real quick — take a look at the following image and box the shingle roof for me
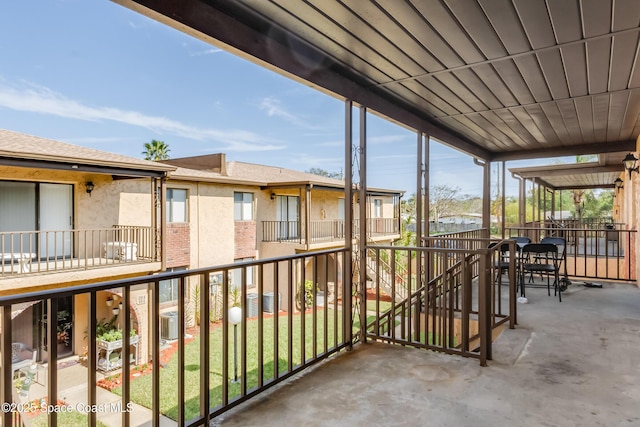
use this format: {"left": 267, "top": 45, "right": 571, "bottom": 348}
{"left": 0, "top": 128, "right": 174, "bottom": 173}
{"left": 167, "top": 158, "right": 403, "bottom": 194}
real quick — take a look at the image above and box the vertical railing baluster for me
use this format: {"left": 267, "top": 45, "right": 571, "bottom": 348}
{"left": 287, "top": 259, "right": 293, "bottom": 372}
{"left": 273, "top": 261, "right": 280, "bottom": 380}
{"left": 478, "top": 252, "right": 490, "bottom": 366}
{"left": 151, "top": 280, "right": 160, "bottom": 427}
{"left": 177, "top": 276, "right": 185, "bottom": 427}
{"left": 241, "top": 266, "right": 247, "bottom": 396}
{"left": 88, "top": 291, "right": 97, "bottom": 427}
{"left": 323, "top": 253, "right": 328, "bottom": 355}
{"left": 221, "top": 270, "right": 229, "bottom": 406}
{"left": 47, "top": 297, "right": 59, "bottom": 427}
{"left": 300, "top": 258, "right": 306, "bottom": 365}
{"left": 122, "top": 287, "right": 131, "bottom": 427}
{"left": 257, "top": 263, "right": 264, "bottom": 388}
{"left": 200, "top": 272, "right": 211, "bottom": 424}
{"left": 1, "top": 304, "right": 13, "bottom": 427}
{"left": 312, "top": 255, "right": 317, "bottom": 359}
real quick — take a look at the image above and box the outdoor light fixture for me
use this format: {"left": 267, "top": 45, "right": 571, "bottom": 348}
{"left": 86, "top": 181, "right": 95, "bottom": 196}
{"left": 270, "top": 192, "right": 276, "bottom": 200}
{"left": 614, "top": 177, "right": 624, "bottom": 193}
{"left": 229, "top": 306, "right": 242, "bottom": 384}
{"left": 623, "top": 154, "right": 639, "bottom": 178}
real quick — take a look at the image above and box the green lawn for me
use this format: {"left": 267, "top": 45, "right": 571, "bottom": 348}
{"left": 115, "top": 309, "right": 347, "bottom": 421}
{"left": 365, "top": 300, "right": 393, "bottom": 313}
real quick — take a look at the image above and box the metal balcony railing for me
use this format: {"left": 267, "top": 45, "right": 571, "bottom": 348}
{"left": 0, "top": 226, "right": 157, "bottom": 277}
{"left": 262, "top": 219, "right": 399, "bottom": 243}
{"left": 365, "top": 232, "right": 516, "bottom": 366}
{"left": 506, "top": 226, "right": 636, "bottom": 281}
{"left": 0, "top": 249, "right": 350, "bottom": 426}
{"left": 1, "top": 234, "right": 513, "bottom": 425}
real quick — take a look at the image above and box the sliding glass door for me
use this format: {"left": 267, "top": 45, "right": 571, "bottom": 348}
{"left": 0, "top": 181, "right": 73, "bottom": 259}
{"left": 39, "top": 183, "right": 73, "bottom": 259}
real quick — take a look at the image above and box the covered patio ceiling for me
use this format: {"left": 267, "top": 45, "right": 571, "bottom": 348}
{"left": 509, "top": 151, "right": 626, "bottom": 191}
{"left": 115, "top": 0, "right": 640, "bottom": 179}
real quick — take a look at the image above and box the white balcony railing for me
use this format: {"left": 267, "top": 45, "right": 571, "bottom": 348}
{"left": 0, "top": 226, "right": 157, "bottom": 277}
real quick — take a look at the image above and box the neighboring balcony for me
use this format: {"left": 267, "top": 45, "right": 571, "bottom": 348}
{"left": 0, "top": 225, "right": 159, "bottom": 288}
{"left": 262, "top": 218, "right": 400, "bottom": 244}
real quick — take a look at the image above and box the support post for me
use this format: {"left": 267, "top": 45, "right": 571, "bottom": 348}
{"left": 358, "top": 106, "right": 367, "bottom": 344}
{"left": 344, "top": 99, "right": 353, "bottom": 347}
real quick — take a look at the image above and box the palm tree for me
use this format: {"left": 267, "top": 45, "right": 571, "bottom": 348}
{"left": 142, "top": 140, "right": 170, "bottom": 161}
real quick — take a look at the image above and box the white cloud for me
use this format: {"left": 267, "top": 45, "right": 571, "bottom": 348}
{"left": 258, "top": 96, "right": 317, "bottom": 129}
{"left": 189, "top": 47, "right": 223, "bottom": 57}
{"left": 0, "top": 81, "right": 285, "bottom": 152}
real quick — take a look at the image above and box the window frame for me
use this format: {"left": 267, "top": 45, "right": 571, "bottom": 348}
{"left": 166, "top": 188, "right": 188, "bottom": 223}
{"left": 159, "top": 267, "right": 187, "bottom": 304}
{"left": 234, "top": 192, "right": 254, "bottom": 221}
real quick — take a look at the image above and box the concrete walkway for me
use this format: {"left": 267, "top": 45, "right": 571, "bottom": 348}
{"left": 21, "top": 363, "right": 176, "bottom": 426}
{"left": 215, "top": 282, "right": 640, "bottom": 426}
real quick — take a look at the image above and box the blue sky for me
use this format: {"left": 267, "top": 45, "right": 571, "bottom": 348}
{"left": 0, "top": 0, "right": 569, "bottom": 197}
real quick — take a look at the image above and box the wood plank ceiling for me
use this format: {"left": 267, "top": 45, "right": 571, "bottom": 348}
{"left": 116, "top": 0, "right": 640, "bottom": 183}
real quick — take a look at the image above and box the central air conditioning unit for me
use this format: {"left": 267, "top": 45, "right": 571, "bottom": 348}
{"left": 263, "top": 292, "right": 281, "bottom": 313}
{"left": 160, "top": 311, "right": 178, "bottom": 341}
{"left": 245, "top": 293, "right": 259, "bottom": 318}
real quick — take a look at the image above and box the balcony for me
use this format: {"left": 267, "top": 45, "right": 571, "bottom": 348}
{"left": 0, "top": 235, "right": 513, "bottom": 426}
{"left": 262, "top": 219, "right": 400, "bottom": 245}
{"left": 215, "top": 281, "right": 640, "bottom": 426}
{"left": 0, "top": 225, "right": 158, "bottom": 281}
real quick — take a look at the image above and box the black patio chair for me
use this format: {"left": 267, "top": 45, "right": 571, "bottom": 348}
{"left": 489, "top": 242, "right": 511, "bottom": 285}
{"left": 520, "top": 243, "right": 563, "bottom": 302}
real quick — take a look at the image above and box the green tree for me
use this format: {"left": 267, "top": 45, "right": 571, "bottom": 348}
{"left": 306, "top": 167, "right": 344, "bottom": 180}
{"left": 142, "top": 139, "right": 170, "bottom": 161}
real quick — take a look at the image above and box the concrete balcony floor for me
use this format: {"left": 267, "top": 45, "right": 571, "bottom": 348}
{"left": 218, "top": 282, "right": 640, "bottom": 426}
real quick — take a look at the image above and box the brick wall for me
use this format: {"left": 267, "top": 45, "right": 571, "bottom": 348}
{"left": 166, "top": 223, "right": 190, "bottom": 268}
{"left": 235, "top": 220, "right": 256, "bottom": 259}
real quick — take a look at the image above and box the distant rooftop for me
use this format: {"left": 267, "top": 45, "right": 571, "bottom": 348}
{"left": 0, "top": 128, "right": 174, "bottom": 176}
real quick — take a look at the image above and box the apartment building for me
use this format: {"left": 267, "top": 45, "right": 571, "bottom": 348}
{"left": 1, "top": 130, "right": 402, "bottom": 368}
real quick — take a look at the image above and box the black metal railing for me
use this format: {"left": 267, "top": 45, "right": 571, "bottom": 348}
{"left": 0, "top": 226, "right": 157, "bottom": 277}
{"left": 365, "top": 235, "right": 516, "bottom": 367}
{"left": 1, "top": 249, "right": 350, "bottom": 426}
{"left": 262, "top": 219, "right": 399, "bottom": 243}
{"left": 506, "top": 226, "right": 636, "bottom": 281}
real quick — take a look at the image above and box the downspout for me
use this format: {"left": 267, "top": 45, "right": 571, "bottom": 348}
{"left": 501, "top": 161, "right": 506, "bottom": 238}
{"left": 305, "top": 184, "right": 311, "bottom": 251}
{"left": 473, "top": 158, "right": 491, "bottom": 233}
{"left": 416, "top": 132, "right": 423, "bottom": 245}
{"left": 511, "top": 172, "right": 525, "bottom": 227}
{"left": 424, "top": 134, "right": 430, "bottom": 240}
{"left": 160, "top": 176, "right": 167, "bottom": 270}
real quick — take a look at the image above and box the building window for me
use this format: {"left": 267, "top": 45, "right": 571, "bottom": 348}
{"left": 374, "top": 199, "right": 382, "bottom": 218}
{"left": 231, "top": 258, "right": 255, "bottom": 289}
{"left": 167, "top": 189, "right": 187, "bottom": 223}
{"left": 159, "top": 267, "right": 187, "bottom": 303}
{"left": 234, "top": 192, "right": 254, "bottom": 220}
